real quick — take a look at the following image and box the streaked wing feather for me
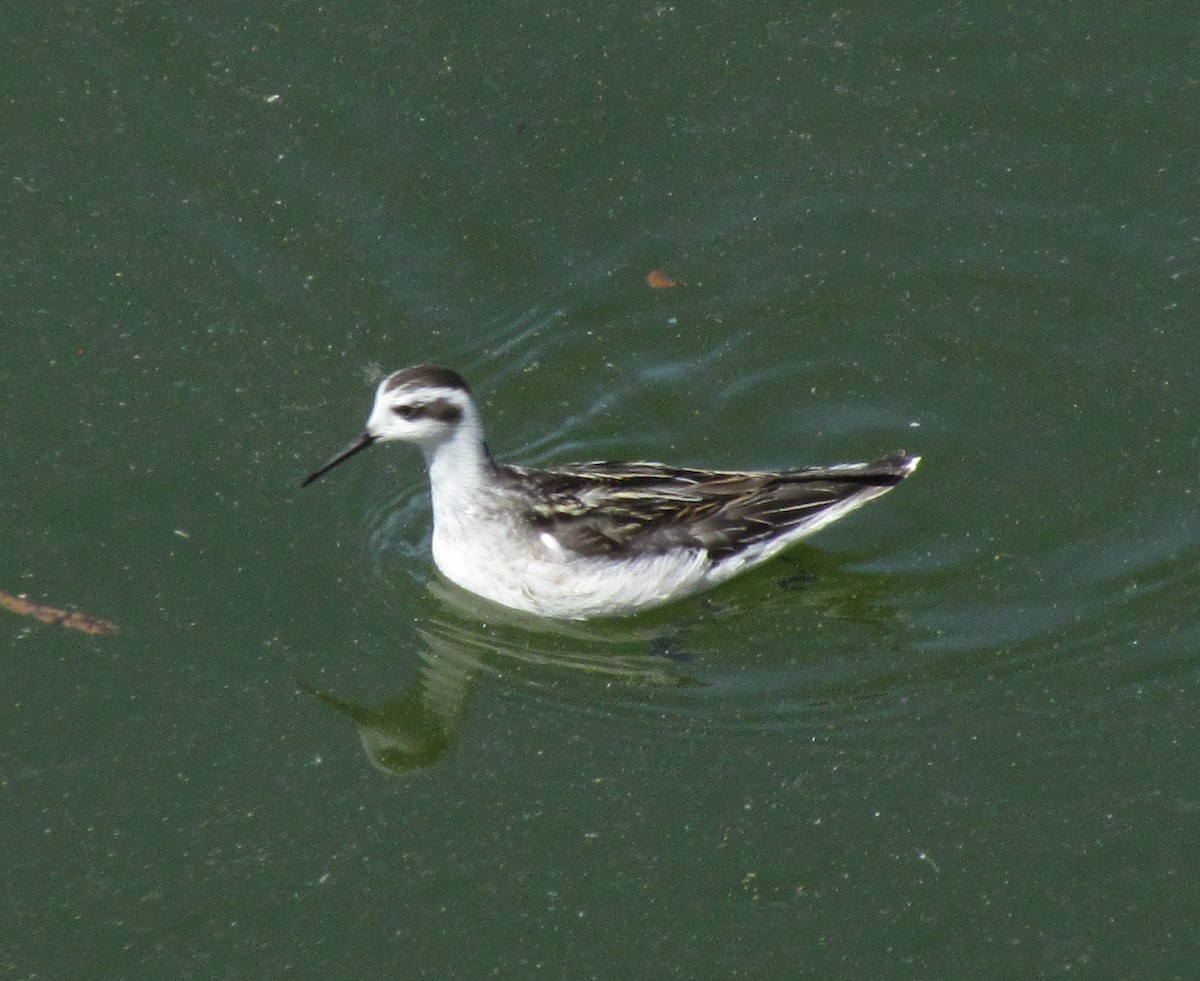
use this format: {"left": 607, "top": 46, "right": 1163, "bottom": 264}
{"left": 502, "top": 452, "right": 915, "bottom": 560}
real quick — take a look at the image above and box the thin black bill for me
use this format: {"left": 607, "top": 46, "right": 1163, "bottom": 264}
{"left": 301, "top": 432, "right": 376, "bottom": 487}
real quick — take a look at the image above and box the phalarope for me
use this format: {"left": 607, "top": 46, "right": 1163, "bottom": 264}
{"left": 302, "top": 365, "right": 919, "bottom": 619}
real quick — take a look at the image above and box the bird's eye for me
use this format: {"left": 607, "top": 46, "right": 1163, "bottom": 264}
{"left": 393, "top": 404, "right": 419, "bottom": 420}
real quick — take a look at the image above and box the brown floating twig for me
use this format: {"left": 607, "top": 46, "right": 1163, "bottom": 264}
{"left": 0, "top": 590, "right": 119, "bottom": 636}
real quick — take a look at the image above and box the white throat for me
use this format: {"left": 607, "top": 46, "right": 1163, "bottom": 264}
{"left": 421, "top": 410, "right": 493, "bottom": 506}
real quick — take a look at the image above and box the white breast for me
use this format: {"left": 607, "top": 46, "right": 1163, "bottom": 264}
{"left": 431, "top": 515, "right": 711, "bottom": 619}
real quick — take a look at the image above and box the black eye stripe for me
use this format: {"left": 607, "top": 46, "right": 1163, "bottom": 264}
{"left": 392, "top": 398, "right": 462, "bottom": 424}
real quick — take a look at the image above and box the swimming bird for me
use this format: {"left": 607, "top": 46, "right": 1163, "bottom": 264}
{"left": 302, "top": 365, "right": 919, "bottom": 619}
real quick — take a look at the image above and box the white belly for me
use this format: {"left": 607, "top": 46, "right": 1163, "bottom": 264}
{"left": 431, "top": 519, "right": 711, "bottom": 619}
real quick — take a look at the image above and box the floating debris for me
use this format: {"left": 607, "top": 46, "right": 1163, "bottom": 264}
{"left": 0, "top": 590, "right": 119, "bottom": 636}
{"left": 645, "top": 269, "right": 682, "bottom": 289}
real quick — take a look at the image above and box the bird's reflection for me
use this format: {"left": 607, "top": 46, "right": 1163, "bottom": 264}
{"left": 299, "top": 592, "right": 702, "bottom": 775}
{"left": 299, "top": 546, "right": 905, "bottom": 775}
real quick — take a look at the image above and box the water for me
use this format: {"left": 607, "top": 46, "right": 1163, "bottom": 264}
{"left": 4, "top": 3, "right": 1199, "bottom": 977}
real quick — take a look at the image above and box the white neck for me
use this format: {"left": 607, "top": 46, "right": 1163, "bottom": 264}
{"left": 421, "top": 409, "right": 494, "bottom": 506}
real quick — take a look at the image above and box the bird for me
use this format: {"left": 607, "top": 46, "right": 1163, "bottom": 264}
{"left": 302, "top": 365, "right": 919, "bottom": 620}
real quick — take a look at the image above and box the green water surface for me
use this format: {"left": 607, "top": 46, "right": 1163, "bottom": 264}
{"left": 4, "top": 3, "right": 1199, "bottom": 977}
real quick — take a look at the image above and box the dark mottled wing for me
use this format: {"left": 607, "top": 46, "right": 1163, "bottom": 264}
{"left": 501, "top": 451, "right": 916, "bottom": 561}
